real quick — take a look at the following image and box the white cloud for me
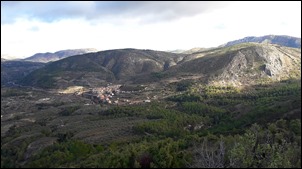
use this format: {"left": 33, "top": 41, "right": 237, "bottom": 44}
{"left": 1, "top": 1, "right": 301, "bottom": 59}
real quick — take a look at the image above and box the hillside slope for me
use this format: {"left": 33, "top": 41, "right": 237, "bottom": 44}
{"left": 24, "top": 48, "right": 98, "bottom": 63}
{"left": 20, "top": 43, "right": 301, "bottom": 88}
{"left": 20, "top": 49, "right": 186, "bottom": 88}
{"left": 166, "top": 43, "right": 301, "bottom": 86}
{"left": 1, "top": 60, "right": 45, "bottom": 86}
{"left": 220, "top": 35, "right": 301, "bottom": 48}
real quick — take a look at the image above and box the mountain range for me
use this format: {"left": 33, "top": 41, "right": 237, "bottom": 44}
{"left": 1, "top": 54, "right": 20, "bottom": 60}
{"left": 19, "top": 42, "right": 300, "bottom": 88}
{"left": 220, "top": 35, "right": 301, "bottom": 48}
{"left": 1, "top": 34, "right": 300, "bottom": 169}
{"left": 23, "top": 48, "right": 98, "bottom": 63}
{"left": 1, "top": 35, "right": 301, "bottom": 88}
{"left": 20, "top": 49, "right": 186, "bottom": 88}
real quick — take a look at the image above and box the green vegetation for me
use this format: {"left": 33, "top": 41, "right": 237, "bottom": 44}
{"left": 120, "top": 85, "right": 145, "bottom": 91}
{"left": 175, "top": 80, "right": 192, "bottom": 91}
{"left": 1, "top": 80, "right": 301, "bottom": 168}
{"left": 151, "top": 72, "right": 166, "bottom": 79}
{"left": 1, "top": 88, "right": 28, "bottom": 97}
{"left": 20, "top": 69, "right": 57, "bottom": 88}
{"left": 59, "top": 105, "right": 81, "bottom": 116}
{"left": 24, "top": 138, "right": 190, "bottom": 168}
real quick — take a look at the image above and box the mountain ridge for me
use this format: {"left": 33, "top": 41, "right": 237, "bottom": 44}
{"left": 23, "top": 48, "right": 99, "bottom": 63}
{"left": 19, "top": 43, "right": 301, "bottom": 88}
{"left": 20, "top": 48, "right": 187, "bottom": 88}
{"left": 220, "top": 35, "right": 301, "bottom": 48}
{"left": 166, "top": 42, "right": 301, "bottom": 86}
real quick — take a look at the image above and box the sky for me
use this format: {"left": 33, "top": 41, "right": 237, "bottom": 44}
{"left": 1, "top": 1, "right": 301, "bottom": 59}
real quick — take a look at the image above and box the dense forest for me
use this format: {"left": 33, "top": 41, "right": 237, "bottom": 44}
{"left": 1, "top": 80, "right": 301, "bottom": 168}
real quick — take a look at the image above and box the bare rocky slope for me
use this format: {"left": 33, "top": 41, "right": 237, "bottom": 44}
{"left": 166, "top": 43, "right": 301, "bottom": 86}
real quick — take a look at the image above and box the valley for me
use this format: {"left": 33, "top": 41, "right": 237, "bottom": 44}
{"left": 1, "top": 38, "right": 301, "bottom": 168}
{"left": 1, "top": 77, "right": 301, "bottom": 168}
{"left": 2, "top": 0, "right": 301, "bottom": 167}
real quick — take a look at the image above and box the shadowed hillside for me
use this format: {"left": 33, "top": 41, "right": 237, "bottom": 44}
{"left": 20, "top": 49, "right": 187, "bottom": 88}
{"left": 1, "top": 60, "right": 45, "bottom": 86}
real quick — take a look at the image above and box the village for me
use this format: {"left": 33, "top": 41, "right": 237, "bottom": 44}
{"left": 73, "top": 84, "right": 152, "bottom": 105}
{"left": 56, "top": 82, "right": 177, "bottom": 106}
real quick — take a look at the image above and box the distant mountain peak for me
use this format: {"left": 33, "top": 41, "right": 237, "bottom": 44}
{"left": 1, "top": 54, "right": 21, "bottom": 60}
{"left": 220, "top": 35, "right": 301, "bottom": 48}
{"left": 23, "top": 48, "right": 99, "bottom": 63}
